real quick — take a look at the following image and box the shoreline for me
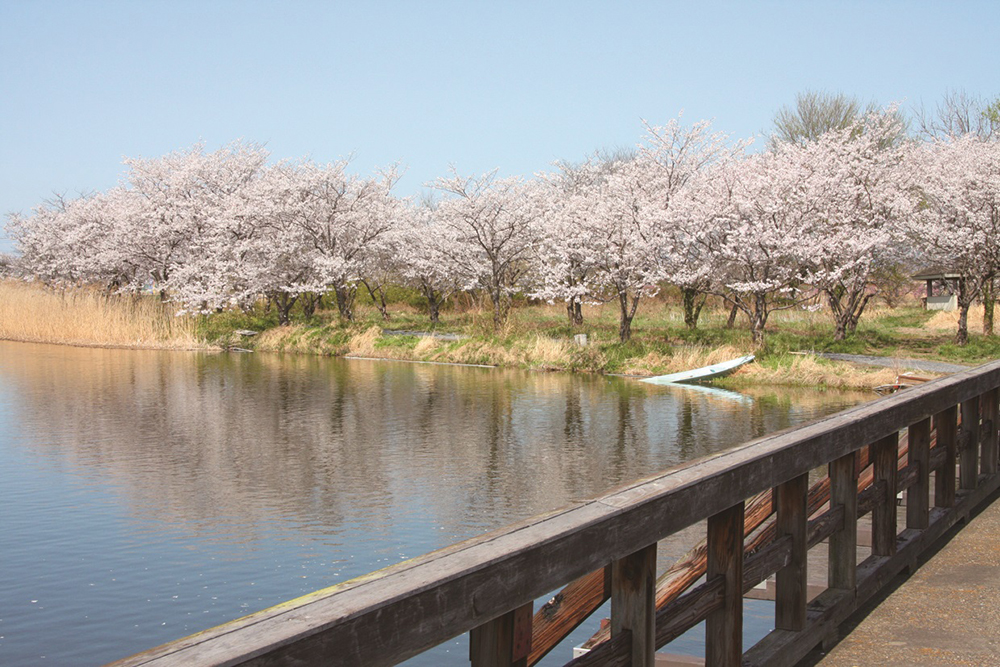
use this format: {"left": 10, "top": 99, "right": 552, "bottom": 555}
{"left": 1, "top": 331, "right": 911, "bottom": 392}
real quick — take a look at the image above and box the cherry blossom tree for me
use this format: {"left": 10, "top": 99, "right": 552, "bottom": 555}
{"left": 532, "top": 155, "right": 617, "bottom": 326}
{"left": 273, "top": 160, "right": 403, "bottom": 322}
{"left": 696, "top": 149, "right": 815, "bottom": 346}
{"left": 798, "top": 109, "right": 916, "bottom": 340}
{"left": 399, "top": 200, "right": 467, "bottom": 325}
{"left": 431, "top": 170, "right": 541, "bottom": 331}
{"left": 121, "top": 142, "right": 269, "bottom": 297}
{"left": 644, "top": 118, "right": 748, "bottom": 330}
{"left": 909, "top": 135, "right": 1000, "bottom": 345}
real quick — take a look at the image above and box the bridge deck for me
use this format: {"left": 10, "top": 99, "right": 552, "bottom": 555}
{"left": 811, "top": 489, "right": 1000, "bottom": 666}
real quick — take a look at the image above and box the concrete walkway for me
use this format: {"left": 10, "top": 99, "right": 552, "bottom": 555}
{"left": 809, "top": 353, "right": 970, "bottom": 375}
{"left": 808, "top": 492, "right": 1000, "bottom": 666}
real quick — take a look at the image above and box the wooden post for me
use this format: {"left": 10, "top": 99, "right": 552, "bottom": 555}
{"left": 960, "top": 397, "right": 980, "bottom": 490}
{"left": 934, "top": 405, "right": 958, "bottom": 508}
{"left": 980, "top": 388, "right": 998, "bottom": 475}
{"left": 775, "top": 474, "right": 808, "bottom": 631}
{"left": 907, "top": 418, "right": 931, "bottom": 530}
{"left": 470, "top": 602, "right": 533, "bottom": 667}
{"left": 829, "top": 452, "right": 858, "bottom": 590}
{"left": 612, "top": 543, "right": 657, "bottom": 667}
{"left": 871, "top": 432, "right": 898, "bottom": 556}
{"left": 706, "top": 501, "right": 744, "bottom": 667}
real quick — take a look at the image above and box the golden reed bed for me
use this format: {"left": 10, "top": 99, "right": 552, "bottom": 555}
{"left": 0, "top": 280, "right": 201, "bottom": 349}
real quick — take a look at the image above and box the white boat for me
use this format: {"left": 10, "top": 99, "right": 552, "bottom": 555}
{"left": 639, "top": 354, "right": 755, "bottom": 386}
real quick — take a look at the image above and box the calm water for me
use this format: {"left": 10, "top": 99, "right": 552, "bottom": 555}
{"left": 0, "top": 341, "right": 872, "bottom": 666}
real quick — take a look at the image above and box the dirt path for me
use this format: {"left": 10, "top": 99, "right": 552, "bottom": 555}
{"left": 810, "top": 352, "right": 969, "bottom": 374}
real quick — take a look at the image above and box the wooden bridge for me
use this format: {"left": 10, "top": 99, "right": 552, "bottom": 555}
{"left": 109, "top": 360, "right": 1000, "bottom": 667}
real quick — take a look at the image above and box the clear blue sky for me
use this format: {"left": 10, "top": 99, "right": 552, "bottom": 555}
{"left": 2, "top": 0, "right": 997, "bottom": 252}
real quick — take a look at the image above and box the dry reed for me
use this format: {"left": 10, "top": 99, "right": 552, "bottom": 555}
{"left": 0, "top": 280, "right": 201, "bottom": 349}
{"left": 924, "top": 305, "right": 998, "bottom": 332}
{"left": 732, "top": 355, "right": 900, "bottom": 390}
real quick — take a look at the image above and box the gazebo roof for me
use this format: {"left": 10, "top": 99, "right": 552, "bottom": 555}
{"left": 912, "top": 268, "right": 963, "bottom": 281}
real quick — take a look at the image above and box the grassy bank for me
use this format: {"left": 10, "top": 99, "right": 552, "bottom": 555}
{"left": 7, "top": 280, "right": 1000, "bottom": 390}
{"left": 0, "top": 280, "right": 202, "bottom": 349}
{"left": 197, "top": 293, "right": 1000, "bottom": 390}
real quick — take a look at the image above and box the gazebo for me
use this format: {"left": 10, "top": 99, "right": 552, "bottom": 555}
{"left": 912, "top": 269, "right": 961, "bottom": 311}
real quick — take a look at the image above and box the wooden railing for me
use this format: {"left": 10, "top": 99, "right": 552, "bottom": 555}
{"left": 109, "top": 360, "right": 1000, "bottom": 667}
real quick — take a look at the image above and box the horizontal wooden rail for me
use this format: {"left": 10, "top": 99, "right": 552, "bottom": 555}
{"left": 108, "top": 360, "right": 1000, "bottom": 667}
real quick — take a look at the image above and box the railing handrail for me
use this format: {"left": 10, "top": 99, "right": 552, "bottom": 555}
{"left": 109, "top": 360, "right": 1000, "bottom": 667}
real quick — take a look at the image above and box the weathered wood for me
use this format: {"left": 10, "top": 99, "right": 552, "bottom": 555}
{"left": 829, "top": 452, "right": 858, "bottom": 590}
{"left": 775, "top": 474, "right": 808, "bottom": 631}
{"left": 745, "top": 471, "right": 1000, "bottom": 667}
{"left": 706, "top": 502, "right": 744, "bottom": 667}
{"left": 808, "top": 504, "right": 844, "bottom": 548}
{"left": 583, "top": 489, "right": 777, "bottom": 652}
{"left": 907, "top": 418, "right": 931, "bottom": 530}
{"left": 527, "top": 567, "right": 609, "bottom": 666}
{"left": 871, "top": 432, "right": 898, "bottom": 556}
{"left": 743, "top": 534, "right": 792, "bottom": 592}
{"left": 612, "top": 544, "right": 657, "bottom": 667}
{"left": 961, "top": 397, "right": 980, "bottom": 490}
{"left": 981, "top": 388, "right": 998, "bottom": 474}
{"left": 470, "top": 601, "right": 533, "bottom": 667}
{"left": 657, "top": 577, "right": 725, "bottom": 649}
{"left": 108, "top": 362, "right": 1000, "bottom": 667}
{"left": 934, "top": 405, "right": 958, "bottom": 508}
{"left": 566, "top": 630, "right": 631, "bottom": 667}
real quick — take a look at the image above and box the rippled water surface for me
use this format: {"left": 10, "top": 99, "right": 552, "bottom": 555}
{"left": 0, "top": 341, "right": 872, "bottom": 666}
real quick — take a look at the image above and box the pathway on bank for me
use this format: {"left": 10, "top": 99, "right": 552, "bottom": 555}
{"left": 809, "top": 353, "right": 970, "bottom": 374}
{"left": 806, "top": 490, "right": 1000, "bottom": 666}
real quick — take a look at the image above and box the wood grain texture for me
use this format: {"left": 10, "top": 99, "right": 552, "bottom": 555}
{"left": 961, "top": 396, "right": 981, "bottom": 490}
{"left": 611, "top": 544, "right": 656, "bottom": 667}
{"left": 981, "top": 388, "right": 998, "bottom": 474}
{"left": 871, "top": 432, "right": 899, "bottom": 557}
{"left": 906, "top": 418, "right": 931, "bottom": 530}
{"left": 706, "top": 502, "right": 744, "bottom": 667}
{"left": 775, "top": 474, "right": 808, "bottom": 631}
{"left": 829, "top": 452, "right": 858, "bottom": 590}
{"left": 526, "top": 567, "right": 608, "bottom": 666}
{"left": 934, "top": 405, "right": 958, "bottom": 509}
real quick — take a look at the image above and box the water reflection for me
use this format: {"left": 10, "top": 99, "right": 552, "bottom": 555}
{"left": 0, "top": 342, "right": 871, "bottom": 666}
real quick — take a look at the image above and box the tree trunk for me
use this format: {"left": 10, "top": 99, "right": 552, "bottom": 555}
{"left": 956, "top": 278, "right": 972, "bottom": 346}
{"left": 274, "top": 292, "right": 297, "bottom": 326}
{"left": 617, "top": 290, "right": 640, "bottom": 343}
{"left": 750, "top": 294, "right": 768, "bottom": 348}
{"left": 983, "top": 277, "right": 996, "bottom": 336}
{"left": 682, "top": 288, "right": 706, "bottom": 330}
{"left": 726, "top": 302, "right": 739, "bottom": 329}
{"left": 361, "top": 280, "right": 390, "bottom": 321}
{"left": 301, "top": 292, "right": 318, "bottom": 319}
{"left": 490, "top": 290, "right": 510, "bottom": 332}
{"left": 334, "top": 284, "right": 356, "bottom": 322}
{"left": 566, "top": 298, "right": 584, "bottom": 327}
{"left": 420, "top": 283, "right": 444, "bottom": 325}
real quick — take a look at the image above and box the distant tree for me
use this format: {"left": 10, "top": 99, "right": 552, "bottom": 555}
{"left": 399, "top": 201, "right": 467, "bottom": 325}
{"left": 645, "top": 118, "right": 749, "bottom": 330}
{"left": 916, "top": 90, "right": 999, "bottom": 335}
{"left": 532, "top": 152, "right": 626, "bottom": 327}
{"left": 432, "top": 170, "right": 540, "bottom": 332}
{"left": 696, "top": 148, "right": 815, "bottom": 347}
{"left": 0, "top": 251, "right": 17, "bottom": 278}
{"left": 799, "top": 108, "right": 916, "bottom": 339}
{"left": 771, "top": 91, "right": 876, "bottom": 147}
{"left": 917, "top": 89, "right": 999, "bottom": 141}
{"left": 909, "top": 135, "right": 1000, "bottom": 345}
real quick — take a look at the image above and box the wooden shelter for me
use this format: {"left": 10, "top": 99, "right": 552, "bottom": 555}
{"left": 912, "top": 269, "right": 962, "bottom": 311}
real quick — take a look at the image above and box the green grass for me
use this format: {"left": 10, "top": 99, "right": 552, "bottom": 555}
{"left": 190, "top": 292, "right": 999, "bottom": 388}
